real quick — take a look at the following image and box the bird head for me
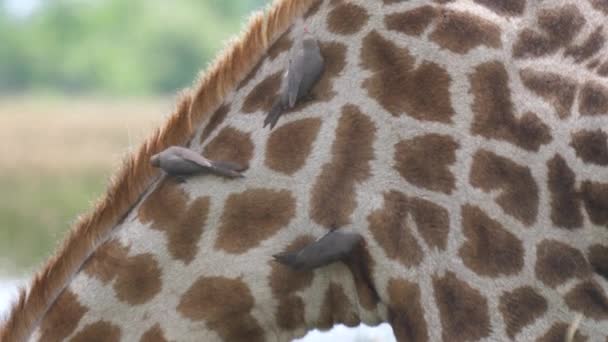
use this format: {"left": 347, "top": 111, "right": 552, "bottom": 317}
{"left": 150, "top": 153, "right": 161, "bottom": 167}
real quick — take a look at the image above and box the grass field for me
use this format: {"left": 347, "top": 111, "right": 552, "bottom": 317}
{"left": 0, "top": 97, "right": 170, "bottom": 275}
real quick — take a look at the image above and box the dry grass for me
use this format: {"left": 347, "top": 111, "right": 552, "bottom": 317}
{"left": 0, "top": 97, "right": 170, "bottom": 274}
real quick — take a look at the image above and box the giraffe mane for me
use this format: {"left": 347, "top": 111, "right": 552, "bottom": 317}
{"left": 0, "top": 0, "right": 318, "bottom": 340}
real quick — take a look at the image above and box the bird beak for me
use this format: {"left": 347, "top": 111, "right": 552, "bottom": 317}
{"left": 150, "top": 154, "right": 160, "bottom": 167}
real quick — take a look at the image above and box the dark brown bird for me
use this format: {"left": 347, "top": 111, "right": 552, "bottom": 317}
{"left": 150, "top": 146, "right": 245, "bottom": 180}
{"left": 264, "top": 25, "right": 325, "bottom": 129}
{"left": 273, "top": 230, "right": 363, "bottom": 271}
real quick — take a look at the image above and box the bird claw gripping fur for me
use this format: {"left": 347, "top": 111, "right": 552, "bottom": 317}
{"left": 273, "top": 230, "right": 363, "bottom": 271}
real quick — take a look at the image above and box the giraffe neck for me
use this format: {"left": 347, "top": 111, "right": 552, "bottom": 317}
{"left": 8, "top": 0, "right": 608, "bottom": 341}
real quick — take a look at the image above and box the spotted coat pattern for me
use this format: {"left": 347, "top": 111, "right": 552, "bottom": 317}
{"left": 28, "top": 0, "right": 608, "bottom": 341}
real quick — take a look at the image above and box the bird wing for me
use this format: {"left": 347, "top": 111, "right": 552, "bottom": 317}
{"left": 287, "top": 54, "right": 304, "bottom": 108}
{"left": 175, "top": 148, "right": 212, "bottom": 168}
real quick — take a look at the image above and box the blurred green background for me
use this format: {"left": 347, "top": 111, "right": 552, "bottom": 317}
{"left": 0, "top": 0, "right": 269, "bottom": 274}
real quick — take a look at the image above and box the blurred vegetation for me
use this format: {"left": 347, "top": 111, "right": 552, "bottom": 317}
{"left": 0, "top": 0, "right": 268, "bottom": 96}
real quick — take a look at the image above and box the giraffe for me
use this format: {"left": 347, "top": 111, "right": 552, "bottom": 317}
{"left": 2, "top": 0, "right": 608, "bottom": 340}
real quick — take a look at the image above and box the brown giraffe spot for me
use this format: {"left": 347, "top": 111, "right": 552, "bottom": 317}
{"left": 579, "top": 81, "right": 608, "bottom": 116}
{"left": 591, "top": 0, "right": 608, "bottom": 14}
{"left": 82, "top": 239, "right": 162, "bottom": 305}
{"left": 203, "top": 126, "right": 254, "bottom": 167}
{"left": 385, "top": 6, "right": 436, "bottom": 36}
{"left": 177, "top": 276, "right": 265, "bottom": 342}
{"left": 345, "top": 240, "right": 380, "bottom": 311}
{"left": 459, "top": 204, "right": 524, "bottom": 277}
{"left": 519, "top": 68, "right": 577, "bottom": 119}
{"left": 139, "top": 323, "right": 167, "bottom": 342}
{"left": 547, "top": 154, "right": 583, "bottom": 229}
{"left": 318, "top": 282, "right": 360, "bottom": 330}
{"left": 394, "top": 134, "right": 459, "bottom": 194}
{"left": 433, "top": 271, "right": 490, "bottom": 341}
{"left": 588, "top": 59, "right": 601, "bottom": 70}
{"left": 599, "top": 60, "right": 608, "bottom": 76}
{"left": 216, "top": 188, "right": 295, "bottom": 253}
{"left": 304, "top": 0, "right": 322, "bottom": 19}
{"left": 139, "top": 179, "right": 210, "bottom": 264}
{"left": 38, "top": 289, "right": 88, "bottom": 342}
{"left": 387, "top": 278, "right": 429, "bottom": 342}
{"left": 565, "top": 27, "right": 605, "bottom": 62}
{"left": 310, "top": 105, "right": 376, "bottom": 228}
{"left": 571, "top": 129, "right": 608, "bottom": 166}
{"left": 535, "top": 239, "right": 590, "bottom": 288}
{"left": 276, "top": 295, "right": 306, "bottom": 330}
{"left": 267, "top": 30, "right": 293, "bottom": 60}
{"left": 499, "top": 287, "right": 548, "bottom": 339}
{"left": 270, "top": 236, "right": 315, "bottom": 330}
{"left": 589, "top": 244, "right": 608, "bottom": 280}
{"left": 265, "top": 118, "right": 322, "bottom": 175}
{"left": 513, "top": 5, "right": 585, "bottom": 59}
{"left": 200, "top": 103, "right": 231, "bottom": 144}
{"left": 367, "top": 191, "right": 423, "bottom": 267}
{"left": 408, "top": 197, "right": 450, "bottom": 250}
{"left": 327, "top": 3, "right": 368, "bottom": 35}
{"left": 430, "top": 9, "right": 502, "bottom": 54}
{"left": 564, "top": 280, "right": 608, "bottom": 320}
{"left": 361, "top": 30, "right": 454, "bottom": 122}
{"left": 581, "top": 181, "right": 608, "bottom": 225}
{"left": 470, "top": 61, "right": 552, "bottom": 151}
{"left": 241, "top": 71, "right": 282, "bottom": 113}
{"left": 470, "top": 149, "right": 539, "bottom": 225}
{"left": 538, "top": 322, "right": 588, "bottom": 342}
{"left": 69, "top": 321, "right": 121, "bottom": 342}
{"left": 473, "top": 0, "right": 525, "bottom": 16}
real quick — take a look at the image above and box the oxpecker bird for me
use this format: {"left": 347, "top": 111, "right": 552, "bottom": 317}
{"left": 264, "top": 25, "right": 325, "bottom": 129}
{"left": 150, "top": 146, "right": 245, "bottom": 180}
{"left": 273, "top": 230, "right": 363, "bottom": 271}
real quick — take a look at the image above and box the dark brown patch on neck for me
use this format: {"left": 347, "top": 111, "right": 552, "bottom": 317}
{"left": 327, "top": 3, "right": 369, "bottom": 35}
{"left": 473, "top": 0, "right": 525, "bottom": 16}
{"left": 564, "top": 281, "right": 608, "bottom": 320}
{"left": 70, "top": 321, "right": 121, "bottom": 342}
{"left": 361, "top": 30, "right": 455, "bottom": 123}
{"left": 139, "top": 179, "right": 210, "bottom": 264}
{"left": 432, "top": 271, "right": 490, "bottom": 341}
{"left": 571, "top": 129, "right": 608, "bottom": 166}
{"left": 394, "top": 134, "right": 459, "bottom": 194}
{"left": 535, "top": 239, "right": 590, "bottom": 288}
{"left": 177, "top": 276, "right": 265, "bottom": 342}
{"left": 216, "top": 188, "right": 295, "bottom": 254}
{"left": 317, "top": 282, "right": 360, "bottom": 329}
{"left": 459, "top": 204, "right": 524, "bottom": 276}
{"left": 519, "top": 68, "right": 577, "bottom": 119}
{"left": 265, "top": 118, "right": 322, "bottom": 175}
{"left": 589, "top": 244, "right": 608, "bottom": 281}
{"left": 367, "top": 191, "right": 424, "bottom": 268}
{"left": 345, "top": 239, "right": 380, "bottom": 311}
{"left": 547, "top": 154, "right": 583, "bottom": 229}
{"left": 470, "top": 149, "right": 539, "bottom": 225}
{"left": 430, "top": 9, "right": 502, "bottom": 54}
{"left": 267, "top": 30, "right": 294, "bottom": 60}
{"left": 38, "top": 289, "right": 88, "bottom": 342}
{"left": 310, "top": 104, "right": 376, "bottom": 228}
{"left": 385, "top": 6, "right": 436, "bottom": 36}
{"left": 270, "top": 236, "right": 315, "bottom": 330}
{"left": 565, "top": 26, "right": 605, "bottom": 62}
{"left": 200, "top": 103, "right": 231, "bottom": 144}
{"left": 580, "top": 181, "right": 608, "bottom": 225}
{"left": 139, "top": 323, "right": 168, "bottom": 342}
{"left": 590, "top": 0, "right": 608, "bottom": 15}
{"left": 203, "top": 126, "right": 254, "bottom": 167}
{"left": 470, "top": 61, "right": 552, "bottom": 151}
{"left": 82, "top": 239, "right": 162, "bottom": 305}
{"left": 579, "top": 81, "right": 608, "bottom": 116}
{"left": 387, "top": 278, "right": 429, "bottom": 342}
{"left": 499, "top": 287, "right": 548, "bottom": 338}
{"left": 241, "top": 71, "right": 283, "bottom": 113}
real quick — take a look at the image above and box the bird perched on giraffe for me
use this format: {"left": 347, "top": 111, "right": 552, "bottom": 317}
{"left": 150, "top": 145, "right": 246, "bottom": 180}
{"left": 264, "top": 22, "right": 325, "bottom": 129}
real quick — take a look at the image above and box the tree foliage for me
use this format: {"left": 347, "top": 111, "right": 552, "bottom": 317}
{"left": 0, "top": 0, "right": 269, "bottom": 95}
